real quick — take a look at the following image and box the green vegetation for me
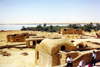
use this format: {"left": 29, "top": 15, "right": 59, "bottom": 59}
{"left": 6, "top": 45, "right": 10, "bottom": 49}
{"left": 19, "top": 47, "right": 23, "bottom": 50}
{"left": 21, "top": 22, "right": 100, "bottom": 32}
{"left": 31, "top": 47, "right": 35, "bottom": 49}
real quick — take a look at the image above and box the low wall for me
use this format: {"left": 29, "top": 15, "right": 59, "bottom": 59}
{"left": 63, "top": 50, "right": 100, "bottom": 67}
{"left": 63, "top": 35, "right": 81, "bottom": 39}
{"left": 59, "top": 51, "right": 79, "bottom": 65}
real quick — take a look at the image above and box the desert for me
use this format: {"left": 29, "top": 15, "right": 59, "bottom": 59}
{"left": 0, "top": 29, "right": 100, "bottom": 67}
{"left": 0, "top": 30, "right": 38, "bottom": 67}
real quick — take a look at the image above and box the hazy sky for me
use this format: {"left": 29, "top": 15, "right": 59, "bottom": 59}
{"left": 0, "top": 0, "right": 100, "bottom": 23}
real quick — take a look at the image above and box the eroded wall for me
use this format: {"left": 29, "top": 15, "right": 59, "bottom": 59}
{"left": 10, "top": 36, "right": 25, "bottom": 42}
{"left": 63, "top": 50, "right": 100, "bottom": 67}
{"left": 26, "top": 39, "right": 44, "bottom": 47}
{"left": 61, "top": 28, "right": 82, "bottom": 35}
{"left": 61, "top": 28, "right": 74, "bottom": 35}
{"left": 59, "top": 51, "right": 79, "bottom": 65}
{"left": 73, "top": 29, "right": 82, "bottom": 34}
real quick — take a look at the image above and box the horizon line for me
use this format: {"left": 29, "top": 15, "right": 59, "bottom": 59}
{"left": 0, "top": 22, "right": 100, "bottom": 25}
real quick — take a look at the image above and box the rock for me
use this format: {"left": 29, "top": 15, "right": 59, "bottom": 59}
{"left": 2, "top": 52, "right": 8, "bottom": 56}
{"left": 7, "top": 53, "right": 11, "bottom": 56}
{"left": 2, "top": 52, "right": 11, "bottom": 56}
{"left": 1, "top": 51, "right": 11, "bottom": 56}
{"left": 2, "top": 51, "right": 7, "bottom": 53}
{"left": 0, "top": 50, "right": 3, "bottom": 54}
{"left": 21, "top": 52, "right": 28, "bottom": 56}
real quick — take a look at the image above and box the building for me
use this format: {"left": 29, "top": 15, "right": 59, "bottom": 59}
{"left": 7, "top": 33, "right": 36, "bottom": 42}
{"left": 25, "top": 38, "right": 44, "bottom": 48}
{"left": 35, "top": 37, "right": 76, "bottom": 67}
{"left": 61, "top": 28, "right": 74, "bottom": 34}
{"left": 35, "top": 37, "right": 100, "bottom": 67}
{"left": 73, "top": 29, "right": 82, "bottom": 34}
{"left": 61, "top": 28, "right": 82, "bottom": 35}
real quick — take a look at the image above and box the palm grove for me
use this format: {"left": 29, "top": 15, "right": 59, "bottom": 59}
{"left": 21, "top": 23, "right": 100, "bottom": 32}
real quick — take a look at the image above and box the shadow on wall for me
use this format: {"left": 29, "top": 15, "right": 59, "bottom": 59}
{"left": 63, "top": 50, "right": 100, "bottom": 67}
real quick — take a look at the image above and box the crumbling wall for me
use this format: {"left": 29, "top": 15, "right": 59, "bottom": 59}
{"left": 26, "top": 38, "right": 44, "bottom": 48}
{"left": 57, "top": 31, "right": 61, "bottom": 34}
{"left": 73, "top": 29, "right": 82, "bottom": 34}
{"left": 29, "top": 36, "right": 44, "bottom": 38}
{"left": 26, "top": 40, "right": 36, "bottom": 48}
{"left": 59, "top": 51, "right": 79, "bottom": 65}
{"left": 63, "top": 34, "right": 81, "bottom": 39}
{"left": 63, "top": 50, "right": 100, "bottom": 67}
{"left": 61, "top": 28, "right": 74, "bottom": 35}
{"left": 61, "top": 28, "right": 82, "bottom": 35}
{"left": 7, "top": 35, "right": 11, "bottom": 42}
{"left": 96, "top": 33, "right": 100, "bottom": 38}
{"left": 6, "top": 33, "right": 36, "bottom": 42}
{"left": 10, "top": 36, "right": 25, "bottom": 42}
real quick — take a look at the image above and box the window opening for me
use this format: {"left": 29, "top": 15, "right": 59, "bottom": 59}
{"left": 61, "top": 46, "right": 65, "bottom": 51}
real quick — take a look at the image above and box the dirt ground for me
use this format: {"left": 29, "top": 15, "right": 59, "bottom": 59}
{"left": 0, "top": 30, "right": 37, "bottom": 67}
{"left": 0, "top": 48, "right": 36, "bottom": 67}
{"left": 0, "top": 30, "right": 100, "bottom": 67}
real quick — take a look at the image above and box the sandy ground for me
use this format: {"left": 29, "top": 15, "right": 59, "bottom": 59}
{"left": 0, "top": 30, "right": 37, "bottom": 67}
{"left": 0, "top": 30, "right": 100, "bottom": 67}
{"left": 0, "top": 48, "right": 36, "bottom": 67}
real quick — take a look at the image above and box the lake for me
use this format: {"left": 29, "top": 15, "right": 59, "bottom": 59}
{"left": 0, "top": 23, "right": 90, "bottom": 31}
{"left": 0, "top": 24, "right": 69, "bottom": 31}
{"left": 0, "top": 25, "right": 37, "bottom": 30}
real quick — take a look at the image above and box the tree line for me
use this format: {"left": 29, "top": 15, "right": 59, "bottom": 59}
{"left": 21, "top": 22, "right": 100, "bottom": 32}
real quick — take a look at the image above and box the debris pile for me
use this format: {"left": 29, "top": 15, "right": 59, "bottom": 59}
{"left": 21, "top": 52, "right": 28, "bottom": 56}
{"left": 0, "top": 50, "right": 11, "bottom": 56}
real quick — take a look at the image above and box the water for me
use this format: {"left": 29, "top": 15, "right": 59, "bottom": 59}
{"left": 0, "top": 25, "right": 37, "bottom": 30}
{"left": 0, "top": 23, "right": 95, "bottom": 31}
{"left": 0, "top": 24, "right": 69, "bottom": 31}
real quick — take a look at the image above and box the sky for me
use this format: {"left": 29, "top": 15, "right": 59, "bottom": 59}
{"left": 0, "top": 0, "right": 100, "bottom": 23}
